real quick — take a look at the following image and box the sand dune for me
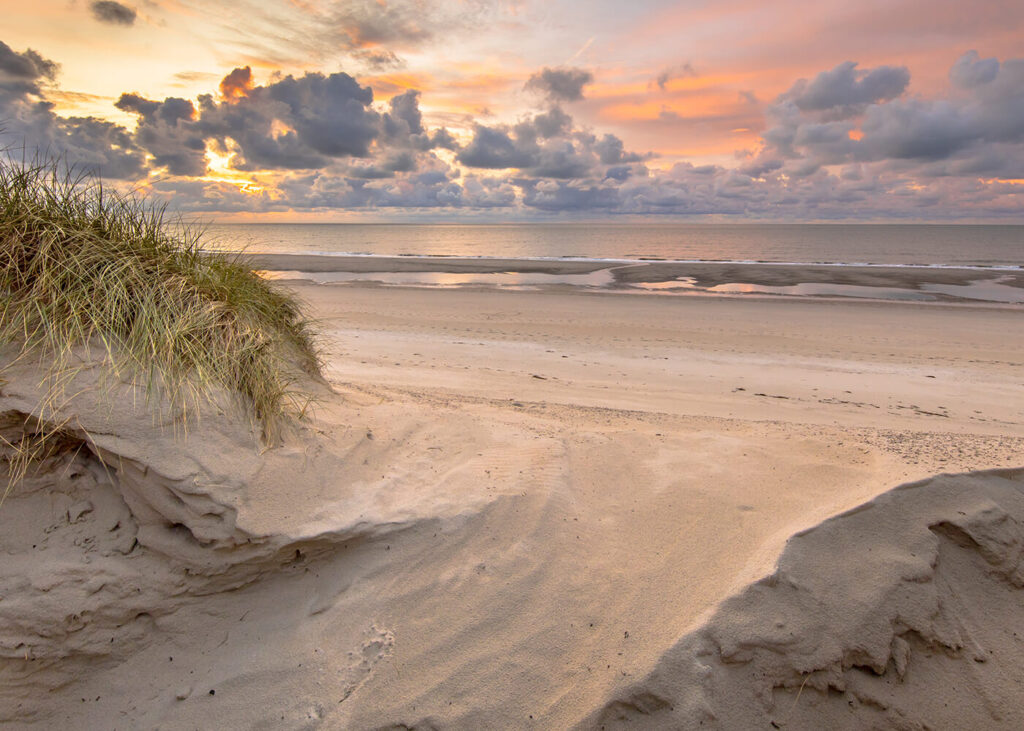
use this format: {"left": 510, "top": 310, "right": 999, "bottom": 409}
{"left": 586, "top": 468, "right": 1024, "bottom": 729}
{"left": 2, "top": 286, "right": 1023, "bottom": 728}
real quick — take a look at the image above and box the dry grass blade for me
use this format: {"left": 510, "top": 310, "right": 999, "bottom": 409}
{"left": 0, "top": 155, "right": 322, "bottom": 496}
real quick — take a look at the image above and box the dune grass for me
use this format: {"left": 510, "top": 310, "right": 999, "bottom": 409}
{"left": 0, "top": 156, "right": 322, "bottom": 468}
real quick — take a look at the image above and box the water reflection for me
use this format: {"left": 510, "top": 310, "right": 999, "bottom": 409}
{"left": 625, "top": 276, "right": 1024, "bottom": 303}
{"left": 258, "top": 269, "right": 615, "bottom": 288}
{"left": 257, "top": 268, "right": 1024, "bottom": 304}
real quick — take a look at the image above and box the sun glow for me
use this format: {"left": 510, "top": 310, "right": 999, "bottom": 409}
{"left": 980, "top": 177, "right": 1024, "bottom": 185}
{"left": 202, "top": 144, "right": 265, "bottom": 195}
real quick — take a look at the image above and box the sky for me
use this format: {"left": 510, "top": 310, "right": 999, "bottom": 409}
{"left": 2, "top": 0, "right": 1023, "bottom": 221}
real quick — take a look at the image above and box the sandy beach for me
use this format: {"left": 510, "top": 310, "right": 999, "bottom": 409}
{"left": 5, "top": 4, "right": 1024, "bottom": 725}
{"left": 3, "top": 279, "right": 1024, "bottom": 728}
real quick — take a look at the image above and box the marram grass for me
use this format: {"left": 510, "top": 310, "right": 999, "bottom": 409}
{"left": 0, "top": 157, "right": 322, "bottom": 464}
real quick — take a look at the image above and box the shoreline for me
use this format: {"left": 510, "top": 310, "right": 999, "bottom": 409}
{"left": 246, "top": 253, "right": 1024, "bottom": 304}
{"left": 246, "top": 251, "right": 1024, "bottom": 273}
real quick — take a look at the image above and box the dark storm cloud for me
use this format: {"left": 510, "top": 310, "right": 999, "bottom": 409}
{"left": 781, "top": 61, "right": 909, "bottom": 116}
{"left": 90, "top": 1, "right": 137, "bottom": 26}
{"left": 525, "top": 67, "right": 593, "bottom": 102}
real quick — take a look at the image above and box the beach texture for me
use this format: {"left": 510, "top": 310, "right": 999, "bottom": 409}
{"left": 3, "top": 279, "right": 1024, "bottom": 728}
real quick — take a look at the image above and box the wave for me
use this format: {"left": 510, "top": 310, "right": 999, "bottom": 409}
{"left": 209, "top": 248, "right": 1024, "bottom": 272}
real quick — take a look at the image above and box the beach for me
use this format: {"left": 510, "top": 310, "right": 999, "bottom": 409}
{"left": 5, "top": 1, "right": 1024, "bottom": 723}
{"left": 4, "top": 271, "right": 1023, "bottom": 728}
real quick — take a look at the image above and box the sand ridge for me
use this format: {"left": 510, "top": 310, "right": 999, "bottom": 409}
{"left": 586, "top": 468, "right": 1024, "bottom": 729}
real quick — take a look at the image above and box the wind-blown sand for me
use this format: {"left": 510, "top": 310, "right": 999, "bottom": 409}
{"left": 2, "top": 282, "right": 1023, "bottom": 728}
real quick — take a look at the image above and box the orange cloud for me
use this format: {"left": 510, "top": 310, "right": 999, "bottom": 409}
{"left": 220, "top": 66, "right": 253, "bottom": 100}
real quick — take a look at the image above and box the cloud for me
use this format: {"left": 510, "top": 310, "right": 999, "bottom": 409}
{"left": 332, "top": 0, "right": 433, "bottom": 47}
{"left": 0, "top": 42, "right": 144, "bottom": 179}
{"left": 455, "top": 108, "right": 646, "bottom": 182}
{"left": 4, "top": 38, "right": 1024, "bottom": 220}
{"left": 860, "top": 56, "right": 1023, "bottom": 165}
{"left": 352, "top": 49, "right": 404, "bottom": 71}
{"left": 90, "top": 1, "right": 137, "bottom": 27}
{"left": 383, "top": 89, "right": 424, "bottom": 137}
{"left": 531, "top": 107, "right": 572, "bottom": 138}
{"left": 593, "top": 134, "right": 646, "bottom": 165}
{"left": 525, "top": 67, "right": 593, "bottom": 102}
{"left": 781, "top": 61, "right": 909, "bottom": 117}
{"left": 654, "top": 63, "right": 696, "bottom": 91}
{"left": 219, "top": 66, "right": 253, "bottom": 100}
{"left": 111, "top": 67, "right": 386, "bottom": 175}
{"left": 519, "top": 178, "right": 620, "bottom": 211}
{"left": 173, "top": 71, "right": 220, "bottom": 84}
{"left": 0, "top": 41, "right": 58, "bottom": 86}
{"left": 604, "top": 165, "right": 632, "bottom": 181}
{"left": 949, "top": 50, "right": 999, "bottom": 89}
{"left": 193, "top": 0, "right": 513, "bottom": 70}
{"left": 733, "top": 52, "right": 1024, "bottom": 217}
{"left": 115, "top": 93, "right": 205, "bottom": 176}
{"left": 457, "top": 124, "right": 536, "bottom": 169}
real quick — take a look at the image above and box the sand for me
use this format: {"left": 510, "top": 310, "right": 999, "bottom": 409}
{"left": 2, "top": 282, "right": 1023, "bottom": 728}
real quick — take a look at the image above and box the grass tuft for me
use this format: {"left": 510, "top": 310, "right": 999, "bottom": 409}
{"left": 0, "top": 155, "right": 322, "bottom": 457}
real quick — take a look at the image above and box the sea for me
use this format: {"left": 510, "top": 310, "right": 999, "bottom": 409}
{"left": 205, "top": 223, "right": 1024, "bottom": 268}
{"left": 202, "top": 223, "right": 1024, "bottom": 303}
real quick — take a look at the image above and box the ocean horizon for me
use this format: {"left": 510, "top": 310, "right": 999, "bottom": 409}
{"left": 205, "top": 222, "right": 1024, "bottom": 269}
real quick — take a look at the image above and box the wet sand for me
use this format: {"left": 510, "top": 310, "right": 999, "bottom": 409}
{"left": 248, "top": 253, "right": 1024, "bottom": 302}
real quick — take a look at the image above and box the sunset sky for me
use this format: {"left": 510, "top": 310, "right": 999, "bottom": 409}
{"left": 3, "top": 0, "right": 1023, "bottom": 220}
